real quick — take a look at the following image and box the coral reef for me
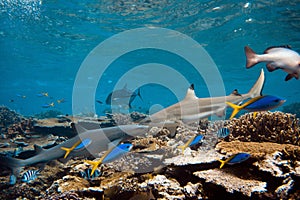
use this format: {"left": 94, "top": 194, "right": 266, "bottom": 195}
{"left": 194, "top": 169, "right": 267, "bottom": 197}
{"left": 34, "top": 110, "right": 64, "bottom": 119}
{"left": 227, "top": 111, "right": 300, "bottom": 145}
{"left": 0, "top": 107, "right": 300, "bottom": 199}
{"left": 0, "top": 106, "right": 21, "bottom": 127}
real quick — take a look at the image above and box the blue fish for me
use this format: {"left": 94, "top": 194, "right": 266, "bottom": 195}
{"left": 226, "top": 95, "right": 286, "bottom": 119}
{"left": 21, "top": 169, "right": 40, "bottom": 183}
{"left": 85, "top": 142, "right": 133, "bottom": 176}
{"left": 9, "top": 174, "right": 17, "bottom": 185}
{"left": 74, "top": 138, "right": 92, "bottom": 151}
{"left": 80, "top": 168, "right": 102, "bottom": 180}
{"left": 36, "top": 92, "right": 48, "bottom": 97}
{"left": 102, "top": 143, "right": 133, "bottom": 163}
{"left": 178, "top": 134, "right": 204, "bottom": 153}
{"left": 219, "top": 153, "right": 251, "bottom": 168}
{"left": 42, "top": 102, "right": 54, "bottom": 108}
{"left": 61, "top": 138, "right": 92, "bottom": 158}
{"left": 217, "top": 128, "right": 230, "bottom": 138}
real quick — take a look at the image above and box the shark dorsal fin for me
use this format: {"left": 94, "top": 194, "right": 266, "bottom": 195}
{"left": 230, "top": 89, "right": 242, "bottom": 96}
{"left": 184, "top": 84, "right": 197, "bottom": 100}
{"left": 34, "top": 144, "right": 45, "bottom": 154}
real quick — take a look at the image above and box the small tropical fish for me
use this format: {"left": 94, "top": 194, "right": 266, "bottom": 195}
{"left": 16, "top": 94, "right": 26, "bottom": 99}
{"left": 9, "top": 174, "right": 17, "bottom": 185}
{"left": 21, "top": 169, "right": 40, "bottom": 183}
{"left": 42, "top": 102, "right": 54, "bottom": 108}
{"left": 105, "top": 85, "right": 142, "bottom": 108}
{"left": 9, "top": 99, "right": 14, "bottom": 103}
{"left": 245, "top": 45, "right": 300, "bottom": 81}
{"left": 36, "top": 92, "right": 48, "bottom": 97}
{"left": 217, "top": 127, "right": 230, "bottom": 138}
{"left": 57, "top": 98, "right": 66, "bottom": 103}
{"left": 226, "top": 95, "right": 286, "bottom": 119}
{"left": 178, "top": 134, "right": 204, "bottom": 153}
{"left": 80, "top": 168, "right": 102, "bottom": 180}
{"left": 85, "top": 142, "right": 133, "bottom": 176}
{"left": 219, "top": 153, "right": 251, "bottom": 169}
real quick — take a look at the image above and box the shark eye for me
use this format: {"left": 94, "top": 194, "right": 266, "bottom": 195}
{"left": 274, "top": 99, "right": 280, "bottom": 102}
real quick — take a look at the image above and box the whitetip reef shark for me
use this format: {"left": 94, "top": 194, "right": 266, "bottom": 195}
{"left": 142, "top": 69, "right": 265, "bottom": 125}
{"left": 0, "top": 125, "right": 149, "bottom": 176}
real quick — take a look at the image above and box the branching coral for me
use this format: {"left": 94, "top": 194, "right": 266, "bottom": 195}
{"left": 227, "top": 112, "right": 300, "bottom": 145}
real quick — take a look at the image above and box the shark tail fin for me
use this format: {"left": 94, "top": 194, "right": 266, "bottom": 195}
{"left": 245, "top": 46, "right": 259, "bottom": 68}
{"left": 219, "top": 159, "right": 227, "bottom": 169}
{"left": 226, "top": 102, "right": 243, "bottom": 119}
{"left": 85, "top": 160, "right": 101, "bottom": 176}
{"left": 246, "top": 69, "right": 265, "bottom": 98}
{"left": 0, "top": 155, "right": 25, "bottom": 173}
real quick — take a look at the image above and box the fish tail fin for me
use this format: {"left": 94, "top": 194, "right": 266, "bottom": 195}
{"left": 246, "top": 69, "right": 265, "bottom": 98}
{"left": 85, "top": 160, "right": 101, "bottom": 176}
{"left": 60, "top": 147, "right": 72, "bottom": 159}
{"left": 219, "top": 159, "right": 226, "bottom": 169}
{"left": 177, "top": 145, "right": 186, "bottom": 154}
{"left": 226, "top": 102, "right": 242, "bottom": 119}
{"left": 245, "top": 46, "right": 259, "bottom": 68}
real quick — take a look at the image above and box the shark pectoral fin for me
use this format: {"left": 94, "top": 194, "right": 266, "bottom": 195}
{"left": 85, "top": 160, "right": 101, "bottom": 176}
{"left": 219, "top": 159, "right": 227, "bottom": 169}
{"left": 60, "top": 147, "right": 72, "bottom": 159}
{"left": 226, "top": 102, "right": 242, "bottom": 119}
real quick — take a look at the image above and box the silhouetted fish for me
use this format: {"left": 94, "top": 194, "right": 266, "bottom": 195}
{"left": 105, "top": 85, "right": 142, "bottom": 108}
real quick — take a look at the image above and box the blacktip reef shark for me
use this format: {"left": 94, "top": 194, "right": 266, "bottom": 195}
{"left": 142, "top": 69, "right": 265, "bottom": 125}
{"left": 0, "top": 124, "right": 149, "bottom": 178}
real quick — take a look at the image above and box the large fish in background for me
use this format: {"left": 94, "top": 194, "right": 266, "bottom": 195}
{"left": 245, "top": 45, "right": 300, "bottom": 81}
{"left": 105, "top": 84, "right": 142, "bottom": 108}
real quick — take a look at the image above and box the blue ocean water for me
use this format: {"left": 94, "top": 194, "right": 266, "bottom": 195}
{"left": 0, "top": 0, "right": 299, "bottom": 117}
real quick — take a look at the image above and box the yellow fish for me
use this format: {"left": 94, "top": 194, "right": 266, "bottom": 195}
{"left": 61, "top": 140, "right": 82, "bottom": 159}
